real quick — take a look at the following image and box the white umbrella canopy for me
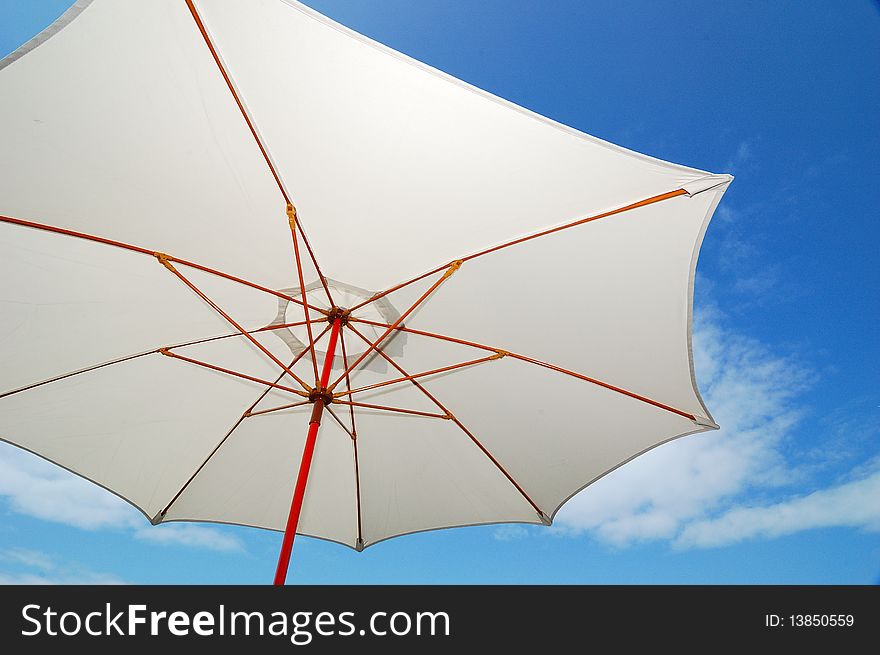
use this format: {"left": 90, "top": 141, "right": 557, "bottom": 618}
{"left": 0, "top": 0, "right": 731, "bottom": 579}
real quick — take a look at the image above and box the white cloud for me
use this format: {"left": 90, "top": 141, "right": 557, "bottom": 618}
{"left": 0, "top": 443, "right": 139, "bottom": 530}
{"left": 134, "top": 524, "right": 244, "bottom": 553}
{"left": 554, "top": 305, "right": 824, "bottom": 546}
{"left": 0, "top": 548, "right": 126, "bottom": 585}
{"left": 0, "top": 569, "right": 126, "bottom": 585}
{"left": 725, "top": 138, "right": 757, "bottom": 173}
{"left": 493, "top": 524, "right": 529, "bottom": 542}
{"left": 0, "top": 547, "right": 54, "bottom": 571}
{"left": 0, "top": 442, "right": 245, "bottom": 553}
{"left": 675, "top": 470, "right": 880, "bottom": 548}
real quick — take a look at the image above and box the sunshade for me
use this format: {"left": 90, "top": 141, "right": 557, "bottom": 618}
{"left": 0, "top": 0, "right": 731, "bottom": 583}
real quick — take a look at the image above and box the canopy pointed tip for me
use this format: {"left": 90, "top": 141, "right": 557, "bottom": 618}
{"left": 692, "top": 415, "right": 720, "bottom": 430}
{"left": 682, "top": 173, "right": 734, "bottom": 197}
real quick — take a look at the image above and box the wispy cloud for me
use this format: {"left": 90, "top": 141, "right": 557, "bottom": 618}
{"left": 0, "top": 444, "right": 139, "bottom": 530}
{"left": 676, "top": 468, "right": 880, "bottom": 548}
{"left": 0, "top": 442, "right": 245, "bottom": 554}
{"left": 552, "top": 304, "right": 853, "bottom": 547}
{"left": 725, "top": 138, "right": 758, "bottom": 174}
{"left": 492, "top": 525, "right": 529, "bottom": 542}
{"left": 0, "top": 548, "right": 126, "bottom": 585}
{"left": 0, "top": 547, "right": 54, "bottom": 571}
{"left": 731, "top": 266, "right": 779, "bottom": 295}
{"left": 134, "top": 524, "right": 244, "bottom": 553}
{"left": 0, "top": 569, "right": 126, "bottom": 585}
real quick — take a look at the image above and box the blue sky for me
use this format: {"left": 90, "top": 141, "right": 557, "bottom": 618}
{"left": 0, "top": 0, "right": 878, "bottom": 584}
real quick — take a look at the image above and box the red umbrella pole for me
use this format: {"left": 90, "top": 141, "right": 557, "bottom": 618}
{"left": 274, "top": 316, "right": 343, "bottom": 585}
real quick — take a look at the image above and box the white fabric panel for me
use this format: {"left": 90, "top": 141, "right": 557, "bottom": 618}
{"left": 419, "top": 357, "right": 703, "bottom": 517}
{"left": 355, "top": 410, "right": 539, "bottom": 546}
{"left": 0, "top": 0, "right": 291, "bottom": 289}
{"left": 164, "top": 410, "right": 358, "bottom": 548}
{"left": 398, "top": 189, "right": 726, "bottom": 419}
{"left": 0, "top": 220, "right": 278, "bottom": 396}
{"left": 0, "top": 337, "right": 281, "bottom": 519}
{"left": 194, "top": 0, "right": 714, "bottom": 290}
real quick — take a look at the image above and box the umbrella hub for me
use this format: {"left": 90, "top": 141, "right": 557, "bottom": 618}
{"left": 325, "top": 306, "right": 350, "bottom": 326}
{"left": 307, "top": 386, "right": 333, "bottom": 406}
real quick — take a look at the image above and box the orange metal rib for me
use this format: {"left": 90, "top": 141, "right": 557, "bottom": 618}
{"left": 0, "top": 213, "right": 327, "bottom": 313}
{"left": 159, "top": 258, "right": 312, "bottom": 391}
{"left": 329, "top": 263, "right": 458, "bottom": 390}
{"left": 241, "top": 323, "right": 334, "bottom": 420}
{"left": 348, "top": 318, "right": 696, "bottom": 421}
{"left": 287, "top": 207, "right": 321, "bottom": 385}
{"left": 176, "top": 318, "right": 327, "bottom": 350}
{"left": 184, "top": 0, "right": 335, "bottom": 307}
{"left": 158, "top": 333, "right": 326, "bottom": 519}
{"left": 293, "top": 221, "right": 334, "bottom": 308}
{"left": 350, "top": 189, "right": 686, "bottom": 312}
{"left": 247, "top": 400, "right": 311, "bottom": 417}
{"left": 0, "top": 319, "right": 326, "bottom": 403}
{"left": 183, "top": 0, "right": 287, "bottom": 203}
{"left": 349, "top": 268, "right": 441, "bottom": 313}
{"left": 158, "top": 349, "right": 307, "bottom": 398}
{"left": 325, "top": 407, "right": 355, "bottom": 439}
{"left": 339, "top": 327, "right": 364, "bottom": 549}
{"left": 338, "top": 328, "right": 358, "bottom": 437}
{"left": 346, "top": 323, "right": 545, "bottom": 518}
{"left": 332, "top": 399, "right": 450, "bottom": 420}
{"left": 333, "top": 353, "right": 501, "bottom": 398}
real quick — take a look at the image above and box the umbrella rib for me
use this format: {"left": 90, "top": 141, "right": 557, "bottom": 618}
{"left": 183, "top": 0, "right": 335, "bottom": 308}
{"left": 0, "top": 318, "right": 323, "bottom": 402}
{"left": 158, "top": 321, "right": 334, "bottom": 401}
{"left": 246, "top": 400, "right": 311, "bottom": 417}
{"left": 349, "top": 318, "right": 698, "bottom": 421}
{"left": 286, "top": 204, "right": 321, "bottom": 386}
{"left": 233, "top": 323, "right": 337, "bottom": 417}
{"left": 352, "top": 432, "right": 364, "bottom": 550}
{"left": 325, "top": 406, "right": 355, "bottom": 439}
{"left": 349, "top": 188, "right": 687, "bottom": 312}
{"left": 346, "top": 323, "right": 546, "bottom": 520}
{"left": 332, "top": 353, "right": 504, "bottom": 398}
{"left": 292, "top": 216, "right": 335, "bottom": 309}
{"left": 156, "top": 256, "right": 312, "bottom": 391}
{"left": 0, "top": 350, "right": 156, "bottom": 402}
{"left": 183, "top": 0, "right": 287, "bottom": 204}
{"left": 338, "top": 326, "right": 364, "bottom": 549}
{"left": 157, "top": 344, "right": 317, "bottom": 520}
{"left": 328, "top": 261, "right": 461, "bottom": 391}
{"left": 172, "top": 318, "right": 327, "bottom": 352}
{"left": 158, "top": 348, "right": 309, "bottom": 398}
{"left": 338, "top": 327, "right": 358, "bottom": 437}
{"left": 324, "top": 405, "right": 365, "bottom": 550}
{"left": 0, "top": 213, "right": 327, "bottom": 314}
{"left": 332, "top": 399, "right": 451, "bottom": 420}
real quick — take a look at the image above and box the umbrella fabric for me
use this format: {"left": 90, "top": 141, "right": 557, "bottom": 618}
{"left": 0, "top": 0, "right": 730, "bottom": 550}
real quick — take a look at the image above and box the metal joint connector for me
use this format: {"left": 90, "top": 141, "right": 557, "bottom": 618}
{"left": 442, "top": 259, "right": 463, "bottom": 279}
{"left": 153, "top": 252, "right": 175, "bottom": 271}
